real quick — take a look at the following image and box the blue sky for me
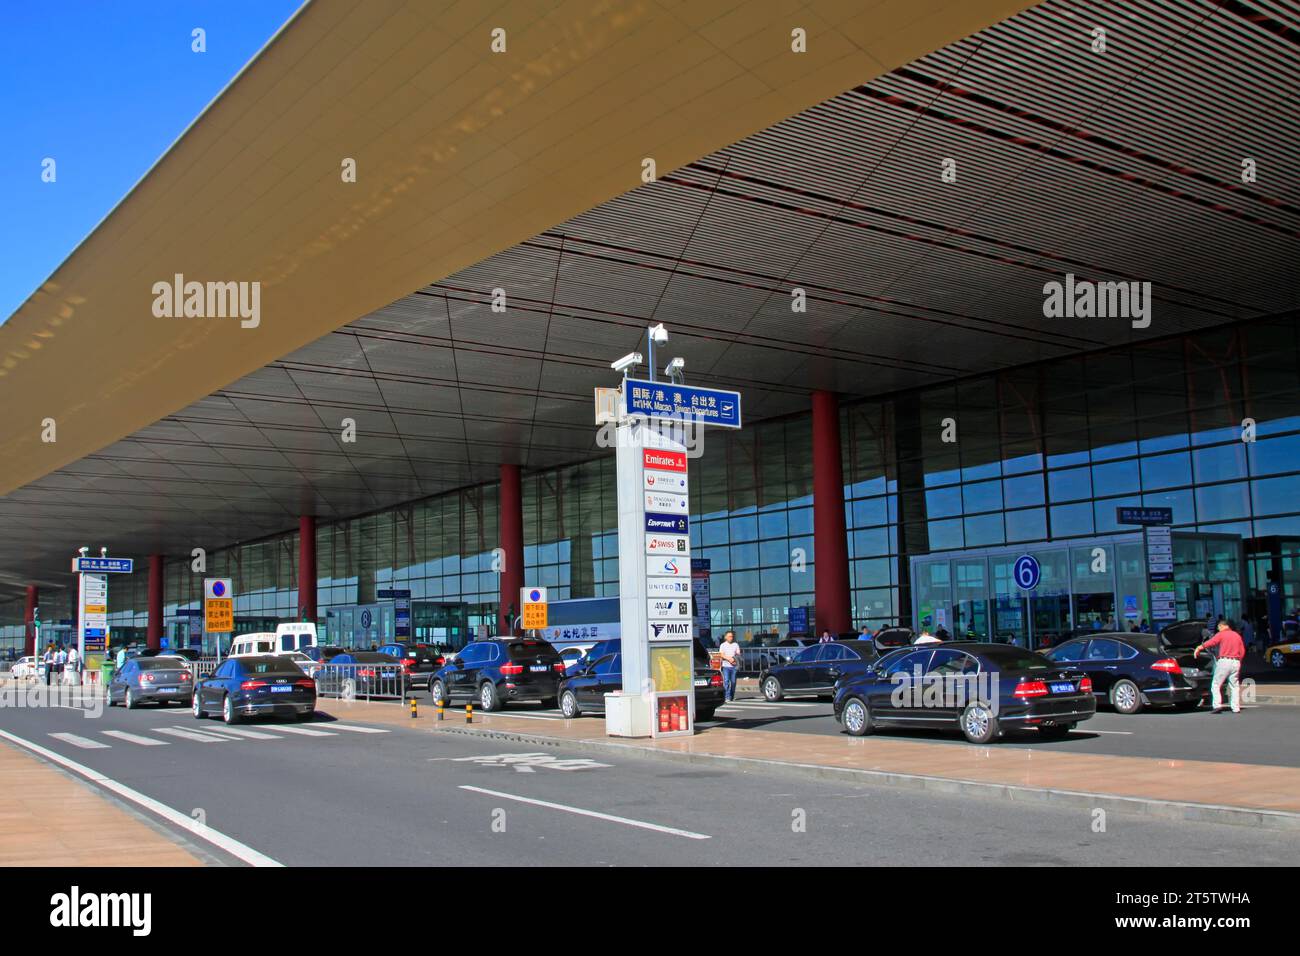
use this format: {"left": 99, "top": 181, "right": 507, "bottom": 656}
{"left": 0, "top": 1, "right": 304, "bottom": 325}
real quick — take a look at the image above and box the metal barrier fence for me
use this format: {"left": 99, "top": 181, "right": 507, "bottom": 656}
{"left": 313, "top": 661, "right": 408, "bottom": 702}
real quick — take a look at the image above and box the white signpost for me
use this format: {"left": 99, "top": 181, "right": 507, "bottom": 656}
{"left": 70, "top": 554, "right": 134, "bottom": 682}
{"left": 601, "top": 371, "right": 741, "bottom": 738}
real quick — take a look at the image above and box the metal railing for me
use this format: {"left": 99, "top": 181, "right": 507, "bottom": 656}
{"left": 312, "top": 661, "right": 408, "bottom": 702}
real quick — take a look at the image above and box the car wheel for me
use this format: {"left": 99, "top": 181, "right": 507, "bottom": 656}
{"left": 107, "top": 688, "right": 117, "bottom": 707}
{"left": 560, "top": 689, "right": 581, "bottom": 719}
{"left": 125, "top": 687, "right": 138, "bottom": 710}
{"left": 762, "top": 676, "right": 784, "bottom": 701}
{"left": 192, "top": 692, "right": 206, "bottom": 719}
{"left": 1111, "top": 679, "right": 1142, "bottom": 715}
{"left": 960, "top": 702, "right": 999, "bottom": 744}
{"left": 1037, "top": 722, "right": 1073, "bottom": 740}
{"left": 479, "top": 681, "right": 501, "bottom": 712}
{"left": 1271, "top": 650, "right": 1286, "bottom": 669}
{"left": 842, "top": 697, "right": 872, "bottom": 737}
{"left": 222, "top": 694, "right": 240, "bottom": 725}
{"left": 430, "top": 680, "right": 448, "bottom": 706}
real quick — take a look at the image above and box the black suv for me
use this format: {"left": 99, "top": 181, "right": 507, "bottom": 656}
{"left": 429, "top": 638, "right": 565, "bottom": 711}
{"left": 377, "top": 642, "right": 446, "bottom": 689}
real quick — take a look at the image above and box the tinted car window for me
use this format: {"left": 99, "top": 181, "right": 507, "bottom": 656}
{"left": 1049, "top": 639, "right": 1089, "bottom": 662}
{"left": 883, "top": 650, "right": 933, "bottom": 676}
{"left": 927, "top": 649, "right": 979, "bottom": 676}
{"left": 821, "top": 644, "right": 847, "bottom": 661}
{"left": 244, "top": 661, "right": 303, "bottom": 676}
{"left": 794, "top": 646, "right": 820, "bottom": 663}
{"left": 507, "top": 641, "right": 560, "bottom": 662}
{"left": 457, "top": 645, "right": 484, "bottom": 665}
{"left": 589, "top": 654, "right": 617, "bottom": 675}
{"left": 977, "top": 646, "right": 1053, "bottom": 672}
{"left": 1129, "top": 635, "right": 1162, "bottom": 656}
{"left": 1086, "top": 639, "right": 1122, "bottom": 661}
{"left": 136, "top": 658, "right": 183, "bottom": 670}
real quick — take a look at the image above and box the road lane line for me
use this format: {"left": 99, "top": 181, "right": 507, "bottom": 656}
{"left": 325, "top": 723, "right": 390, "bottom": 734}
{"left": 0, "top": 728, "right": 282, "bottom": 867}
{"left": 187, "top": 725, "right": 282, "bottom": 740}
{"left": 152, "top": 727, "right": 231, "bottom": 743}
{"left": 102, "top": 730, "right": 169, "bottom": 747}
{"left": 263, "top": 724, "right": 335, "bottom": 736}
{"left": 48, "top": 732, "right": 110, "bottom": 749}
{"left": 459, "top": 785, "right": 711, "bottom": 840}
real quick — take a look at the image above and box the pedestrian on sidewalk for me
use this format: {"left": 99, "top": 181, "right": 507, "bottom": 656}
{"left": 53, "top": 645, "right": 67, "bottom": 684}
{"left": 65, "top": 645, "right": 79, "bottom": 684}
{"left": 41, "top": 643, "right": 55, "bottom": 686}
{"left": 718, "top": 630, "right": 742, "bottom": 702}
{"left": 1195, "top": 619, "right": 1246, "bottom": 714}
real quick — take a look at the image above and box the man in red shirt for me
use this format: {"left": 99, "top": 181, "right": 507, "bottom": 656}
{"left": 1195, "top": 619, "right": 1247, "bottom": 714}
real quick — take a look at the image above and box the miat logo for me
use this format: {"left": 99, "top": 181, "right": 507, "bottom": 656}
{"left": 650, "top": 622, "right": 690, "bottom": 638}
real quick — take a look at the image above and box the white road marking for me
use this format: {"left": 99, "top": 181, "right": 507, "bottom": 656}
{"left": 460, "top": 785, "right": 711, "bottom": 839}
{"left": 101, "top": 730, "right": 169, "bottom": 747}
{"left": 1087, "top": 730, "right": 1135, "bottom": 735}
{"left": 263, "top": 724, "right": 335, "bottom": 736}
{"left": 48, "top": 732, "right": 110, "bottom": 749}
{"left": 324, "top": 723, "right": 390, "bottom": 734}
{"left": 152, "top": 727, "right": 231, "bottom": 743}
{"left": 469, "top": 711, "right": 561, "bottom": 721}
{"left": 0, "top": 728, "right": 281, "bottom": 867}
{"left": 189, "top": 725, "right": 282, "bottom": 740}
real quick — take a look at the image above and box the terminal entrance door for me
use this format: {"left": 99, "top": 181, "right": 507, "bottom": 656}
{"left": 413, "top": 602, "right": 469, "bottom": 651}
{"left": 1030, "top": 593, "right": 1072, "bottom": 650}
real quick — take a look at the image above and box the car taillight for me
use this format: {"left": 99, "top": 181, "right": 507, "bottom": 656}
{"left": 435, "top": 657, "right": 445, "bottom": 666}
{"left": 401, "top": 659, "right": 415, "bottom": 669}
{"left": 500, "top": 663, "right": 523, "bottom": 676}
{"left": 240, "top": 680, "right": 267, "bottom": 690}
{"left": 359, "top": 669, "right": 375, "bottom": 678}
{"left": 295, "top": 679, "right": 315, "bottom": 689}
{"left": 1151, "top": 658, "right": 1182, "bottom": 674}
{"left": 710, "top": 673, "right": 722, "bottom": 687}
{"left": 553, "top": 662, "right": 565, "bottom": 672}
{"left": 142, "top": 673, "right": 155, "bottom": 683}
{"left": 180, "top": 672, "right": 192, "bottom": 681}
{"left": 1014, "top": 680, "right": 1048, "bottom": 698}
{"left": 1079, "top": 676, "right": 1093, "bottom": 694}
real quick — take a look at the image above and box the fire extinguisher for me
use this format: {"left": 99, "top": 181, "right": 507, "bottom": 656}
{"left": 659, "top": 701, "right": 671, "bottom": 733}
{"left": 677, "top": 699, "right": 688, "bottom": 731}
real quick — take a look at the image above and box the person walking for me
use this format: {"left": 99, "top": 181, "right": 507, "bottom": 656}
{"left": 53, "top": 645, "right": 67, "bottom": 684}
{"left": 65, "top": 644, "right": 80, "bottom": 685}
{"left": 1195, "top": 619, "right": 1247, "bottom": 715}
{"left": 718, "top": 630, "right": 742, "bottom": 702}
{"left": 41, "top": 643, "right": 55, "bottom": 686}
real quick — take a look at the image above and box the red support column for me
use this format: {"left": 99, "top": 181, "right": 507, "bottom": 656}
{"left": 812, "top": 390, "right": 852, "bottom": 635}
{"left": 498, "top": 464, "right": 524, "bottom": 636}
{"left": 299, "top": 516, "right": 317, "bottom": 622}
{"left": 147, "top": 555, "right": 164, "bottom": 649}
{"left": 23, "top": 586, "right": 37, "bottom": 656}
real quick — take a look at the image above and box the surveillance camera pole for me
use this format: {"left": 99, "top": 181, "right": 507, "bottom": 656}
{"left": 646, "top": 327, "right": 656, "bottom": 384}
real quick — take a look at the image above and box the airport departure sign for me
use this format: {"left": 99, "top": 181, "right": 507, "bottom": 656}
{"left": 625, "top": 379, "right": 741, "bottom": 429}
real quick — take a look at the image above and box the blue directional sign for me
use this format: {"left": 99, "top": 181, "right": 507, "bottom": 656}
{"left": 71, "top": 557, "right": 134, "bottom": 574}
{"left": 645, "top": 512, "right": 689, "bottom": 535}
{"left": 1117, "top": 507, "right": 1173, "bottom": 526}
{"left": 625, "top": 379, "right": 741, "bottom": 429}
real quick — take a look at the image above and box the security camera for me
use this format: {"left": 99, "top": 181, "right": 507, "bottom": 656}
{"left": 78, "top": 546, "right": 89, "bottom": 557}
{"left": 665, "top": 357, "right": 685, "bottom": 374}
{"left": 100, "top": 547, "right": 108, "bottom": 558}
{"left": 649, "top": 323, "right": 669, "bottom": 345}
{"left": 610, "top": 352, "right": 643, "bottom": 374}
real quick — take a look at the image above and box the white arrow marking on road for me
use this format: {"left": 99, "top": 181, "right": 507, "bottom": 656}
{"left": 460, "top": 785, "right": 710, "bottom": 839}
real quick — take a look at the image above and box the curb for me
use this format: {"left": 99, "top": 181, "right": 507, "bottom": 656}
{"left": 429, "top": 724, "right": 1300, "bottom": 833}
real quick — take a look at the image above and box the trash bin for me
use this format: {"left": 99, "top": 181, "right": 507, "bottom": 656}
{"left": 99, "top": 661, "right": 114, "bottom": 697}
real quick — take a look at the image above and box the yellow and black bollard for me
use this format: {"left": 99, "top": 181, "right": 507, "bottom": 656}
{"left": 437, "top": 703, "right": 445, "bottom": 721}
{"left": 466, "top": 703, "right": 474, "bottom": 724}
{"left": 409, "top": 696, "right": 418, "bottom": 719}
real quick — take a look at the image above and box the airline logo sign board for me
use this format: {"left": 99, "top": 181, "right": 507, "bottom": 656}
{"left": 643, "top": 469, "right": 688, "bottom": 494}
{"left": 645, "top": 534, "right": 690, "bottom": 556}
{"left": 648, "top": 557, "right": 689, "bottom": 578}
{"left": 649, "top": 621, "right": 692, "bottom": 642}
{"left": 521, "top": 587, "right": 548, "bottom": 629}
{"left": 645, "top": 491, "right": 688, "bottom": 514}
{"left": 642, "top": 449, "right": 687, "bottom": 472}
{"left": 648, "top": 599, "right": 691, "bottom": 620}
{"left": 644, "top": 512, "right": 689, "bottom": 535}
{"left": 647, "top": 579, "right": 691, "bottom": 597}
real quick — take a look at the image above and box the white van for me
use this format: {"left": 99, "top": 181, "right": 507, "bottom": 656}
{"left": 229, "top": 623, "right": 318, "bottom": 658}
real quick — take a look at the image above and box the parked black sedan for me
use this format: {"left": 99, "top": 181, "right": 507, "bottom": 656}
{"left": 192, "top": 655, "right": 316, "bottom": 723}
{"left": 377, "top": 642, "right": 446, "bottom": 689}
{"left": 1042, "top": 631, "right": 1210, "bottom": 714}
{"left": 832, "top": 642, "right": 1095, "bottom": 744}
{"left": 107, "top": 657, "right": 195, "bottom": 708}
{"left": 758, "top": 640, "right": 877, "bottom": 701}
{"left": 557, "top": 641, "right": 724, "bottom": 721}
{"left": 429, "top": 638, "right": 565, "bottom": 711}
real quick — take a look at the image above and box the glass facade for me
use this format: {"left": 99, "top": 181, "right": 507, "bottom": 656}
{"left": 3, "top": 315, "right": 1298, "bottom": 656}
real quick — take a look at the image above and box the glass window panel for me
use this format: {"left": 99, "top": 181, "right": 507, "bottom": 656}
{"left": 1193, "top": 443, "right": 1249, "bottom": 484}
{"left": 963, "top": 513, "right": 1004, "bottom": 548}
{"left": 1005, "top": 507, "right": 1047, "bottom": 543}
{"left": 1140, "top": 451, "right": 1191, "bottom": 491}
{"left": 1051, "top": 502, "right": 1094, "bottom": 537}
{"left": 925, "top": 486, "right": 963, "bottom": 519}
{"left": 1196, "top": 482, "right": 1252, "bottom": 522}
{"left": 1093, "top": 459, "right": 1140, "bottom": 496}
{"left": 1252, "top": 475, "right": 1300, "bottom": 517}
{"left": 1003, "top": 473, "right": 1045, "bottom": 507}
{"left": 962, "top": 479, "right": 1003, "bottom": 514}
{"left": 1048, "top": 466, "right": 1092, "bottom": 503}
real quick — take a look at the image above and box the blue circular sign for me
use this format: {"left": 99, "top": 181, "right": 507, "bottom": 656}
{"left": 529, "top": 589, "right": 542, "bottom": 602}
{"left": 1013, "top": 555, "right": 1041, "bottom": 591}
{"left": 211, "top": 581, "right": 226, "bottom": 597}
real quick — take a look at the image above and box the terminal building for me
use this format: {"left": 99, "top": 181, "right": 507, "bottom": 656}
{"left": 2, "top": 0, "right": 1298, "bottom": 656}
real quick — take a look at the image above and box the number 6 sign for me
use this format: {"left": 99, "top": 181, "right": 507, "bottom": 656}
{"left": 1013, "top": 554, "right": 1041, "bottom": 591}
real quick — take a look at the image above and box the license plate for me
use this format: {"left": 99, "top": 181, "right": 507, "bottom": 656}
{"left": 158, "top": 687, "right": 178, "bottom": 693}
{"left": 530, "top": 665, "right": 548, "bottom": 672}
{"left": 271, "top": 686, "right": 293, "bottom": 693}
{"left": 1050, "top": 682, "right": 1075, "bottom": 694}
{"left": 694, "top": 679, "right": 708, "bottom": 687}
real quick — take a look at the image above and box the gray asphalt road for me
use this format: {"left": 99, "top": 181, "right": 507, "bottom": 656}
{"left": 2, "top": 699, "right": 1298, "bottom": 866}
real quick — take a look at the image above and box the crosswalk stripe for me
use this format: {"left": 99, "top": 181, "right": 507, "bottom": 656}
{"left": 325, "top": 723, "right": 390, "bottom": 734}
{"left": 152, "top": 727, "right": 231, "bottom": 743}
{"left": 102, "top": 730, "right": 169, "bottom": 747}
{"left": 261, "top": 724, "right": 335, "bottom": 736}
{"left": 48, "top": 732, "right": 110, "bottom": 749}
{"left": 186, "top": 725, "right": 282, "bottom": 740}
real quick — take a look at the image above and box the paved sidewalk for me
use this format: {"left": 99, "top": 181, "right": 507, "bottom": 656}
{"left": 316, "top": 696, "right": 1300, "bottom": 829}
{"left": 0, "top": 739, "right": 204, "bottom": 866}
